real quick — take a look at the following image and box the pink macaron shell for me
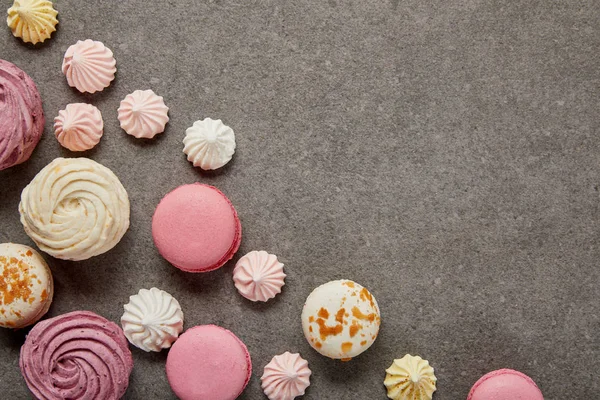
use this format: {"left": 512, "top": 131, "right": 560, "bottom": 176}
{"left": 152, "top": 183, "right": 241, "bottom": 272}
{"left": 467, "top": 369, "right": 544, "bottom": 400}
{"left": 166, "top": 325, "right": 252, "bottom": 400}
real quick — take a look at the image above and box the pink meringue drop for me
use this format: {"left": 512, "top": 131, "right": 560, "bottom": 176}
{"left": 54, "top": 103, "right": 103, "bottom": 151}
{"left": 233, "top": 250, "right": 286, "bottom": 302}
{"left": 62, "top": 39, "right": 116, "bottom": 93}
{"left": 118, "top": 89, "right": 169, "bottom": 139}
{"left": 261, "top": 352, "right": 311, "bottom": 400}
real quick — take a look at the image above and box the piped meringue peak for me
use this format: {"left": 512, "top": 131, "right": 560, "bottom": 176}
{"left": 261, "top": 352, "right": 311, "bottom": 400}
{"left": 183, "top": 118, "right": 236, "bottom": 170}
{"left": 121, "top": 288, "right": 183, "bottom": 352}
{"left": 384, "top": 354, "right": 437, "bottom": 400}
{"left": 54, "top": 103, "right": 103, "bottom": 151}
{"left": 62, "top": 39, "right": 116, "bottom": 93}
{"left": 233, "top": 250, "right": 286, "bottom": 302}
{"left": 118, "top": 89, "right": 169, "bottom": 139}
{"left": 7, "top": 0, "right": 58, "bottom": 44}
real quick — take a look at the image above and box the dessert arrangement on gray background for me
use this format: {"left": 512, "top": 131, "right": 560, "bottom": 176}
{"left": 1, "top": 0, "right": 599, "bottom": 398}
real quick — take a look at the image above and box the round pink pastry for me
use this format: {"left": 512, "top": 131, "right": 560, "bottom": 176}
{"left": 54, "top": 103, "right": 103, "bottom": 151}
{"left": 20, "top": 311, "right": 133, "bottom": 400}
{"left": 0, "top": 59, "right": 44, "bottom": 171}
{"left": 152, "top": 183, "right": 241, "bottom": 272}
{"left": 166, "top": 325, "right": 252, "bottom": 400}
{"left": 467, "top": 369, "right": 544, "bottom": 400}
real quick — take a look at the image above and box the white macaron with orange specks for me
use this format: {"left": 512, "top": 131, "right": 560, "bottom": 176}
{"left": 301, "top": 279, "right": 381, "bottom": 360}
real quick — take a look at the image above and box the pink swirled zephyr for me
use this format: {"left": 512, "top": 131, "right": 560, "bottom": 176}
{"left": 62, "top": 40, "right": 116, "bottom": 93}
{"left": 0, "top": 59, "right": 44, "bottom": 171}
{"left": 19, "top": 311, "right": 133, "bottom": 400}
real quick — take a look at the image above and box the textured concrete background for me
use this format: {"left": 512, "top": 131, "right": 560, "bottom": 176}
{"left": 1, "top": 0, "right": 599, "bottom": 399}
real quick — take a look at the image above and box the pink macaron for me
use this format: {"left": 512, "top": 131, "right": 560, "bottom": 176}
{"left": 152, "top": 183, "right": 242, "bottom": 272}
{"left": 166, "top": 325, "right": 252, "bottom": 400}
{"left": 467, "top": 369, "right": 544, "bottom": 400}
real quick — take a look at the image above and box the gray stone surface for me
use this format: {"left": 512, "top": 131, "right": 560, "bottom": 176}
{"left": 1, "top": 0, "right": 599, "bottom": 398}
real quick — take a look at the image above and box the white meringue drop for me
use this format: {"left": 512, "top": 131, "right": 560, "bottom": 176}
{"left": 121, "top": 288, "right": 183, "bottom": 352}
{"left": 183, "top": 118, "right": 236, "bottom": 170}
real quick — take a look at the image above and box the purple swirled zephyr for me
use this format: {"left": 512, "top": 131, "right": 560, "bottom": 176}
{"left": 20, "top": 311, "right": 134, "bottom": 400}
{"left": 0, "top": 59, "right": 44, "bottom": 171}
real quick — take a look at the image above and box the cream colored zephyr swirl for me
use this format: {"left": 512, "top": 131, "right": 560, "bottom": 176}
{"left": 183, "top": 118, "right": 236, "bottom": 170}
{"left": 384, "top": 354, "right": 437, "bottom": 400}
{"left": 7, "top": 0, "right": 58, "bottom": 44}
{"left": 233, "top": 250, "right": 286, "bottom": 302}
{"left": 54, "top": 103, "right": 103, "bottom": 151}
{"left": 121, "top": 288, "right": 183, "bottom": 352}
{"left": 19, "top": 157, "right": 130, "bottom": 261}
{"left": 62, "top": 39, "right": 116, "bottom": 93}
{"left": 118, "top": 90, "right": 169, "bottom": 139}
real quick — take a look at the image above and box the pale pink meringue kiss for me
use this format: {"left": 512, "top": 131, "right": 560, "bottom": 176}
{"left": 261, "top": 352, "right": 311, "bottom": 400}
{"left": 62, "top": 39, "right": 116, "bottom": 93}
{"left": 233, "top": 250, "right": 286, "bottom": 302}
{"left": 54, "top": 103, "right": 103, "bottom": 152}
{"left": 118, "top": 90, "right": 169, "bottom": 139}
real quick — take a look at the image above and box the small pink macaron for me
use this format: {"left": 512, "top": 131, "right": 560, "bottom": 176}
{"left": 467, "top": 369, "right": 544, "bottom": 400}
{"left": 152, "top": 183, "right": 242, "bottom": 272}
{"left": 166, "top": 325, "right": 252, "bottom": 400}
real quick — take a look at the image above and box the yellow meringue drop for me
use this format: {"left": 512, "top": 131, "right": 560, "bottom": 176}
{"left": 7, "top": 0, "right": 58, "bottom": 44}
{"left": 384, "top": 354, "right": 437, "bottom": 400}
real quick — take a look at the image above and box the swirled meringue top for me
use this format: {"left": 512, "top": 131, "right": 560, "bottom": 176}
{"left": 121, "top": 287, "right": 184, "bottom": 352}
{"left": 384, "top": 354, "right": 437, "bottom": 400}
{"left": 62, "top": 39, "right": 116, "bottom": 93}
{"left": 183, "top": 118, "right": 236, "bottom": 170}
{"left": 7, "top": 0, "right": 58, "bottom": 44}
{"left": 261, "top": 352, "right": 311, "bottom": 400}
{"left": 19, "top": 310, "right": 133, "bottom": 400}
{"left": 118, "top": 89, "right": 169, "bottom": 139}
{"left": 0, "top": 243, "right": 53, "bottom": 329}
{"left": 233, "top": 250, "right": 286, "bottom": 302}
{"left": 19, "top": 157, "right": 130, "bottom": 261}
{"left": 0, "top": 59, "right": 44, "bottom": 171}
{"left": 54, "top": 103, "right": 103, "bottom": 151}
